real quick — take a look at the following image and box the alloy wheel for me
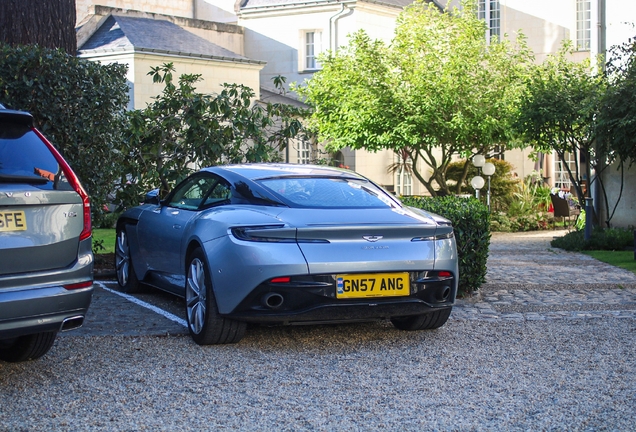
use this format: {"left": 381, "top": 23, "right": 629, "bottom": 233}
{"left": 186, "top": 257, "right": 207, "bottom": 335}
{"left": 115, "top": 230, "right": 131, "bottom": 286}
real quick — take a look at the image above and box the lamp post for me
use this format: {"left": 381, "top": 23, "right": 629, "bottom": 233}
{"left": 470, "top": 175, "right": 485, "bottom": 199}
{"left": 471, "top": 155, "right": 486, "bottom": 199}
{"left": 482, "top": 162, "right": 496, "bottom": 212}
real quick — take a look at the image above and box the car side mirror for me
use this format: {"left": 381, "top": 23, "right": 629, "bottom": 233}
{"left": 143, "top": 189, "right": 160, "bottom": 205}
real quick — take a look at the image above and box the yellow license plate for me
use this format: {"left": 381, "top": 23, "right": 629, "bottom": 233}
{"left": 0, "top": 210, "right": 27, "bottom": 232}
{"left": 336, "top": 272, "right": 410, "bottom": 299}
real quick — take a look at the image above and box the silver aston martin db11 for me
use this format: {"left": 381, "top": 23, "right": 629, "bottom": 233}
{"left": 116, "top": 164, "right": 458, "bottom": 344}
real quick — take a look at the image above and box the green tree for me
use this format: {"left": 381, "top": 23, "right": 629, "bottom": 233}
{"left": 515, "top": 42, "right": 605, "bottom": 207}
{"left": 0, "top": 44, "right": 130, "bottom": 223}
{"left": 597, "top": 35, "right": 636, "bottom": 165}
{"left": 0, "top": 0, "right": 77, "bottom": 54}
{"left": 296, "top": 0, "right": 531, "bottom": 196}
{"left": 594, "top": 36, "right": 636, "bottom": 226}
{"left": 119, "top": 63, "right": 309, "bottom": 206}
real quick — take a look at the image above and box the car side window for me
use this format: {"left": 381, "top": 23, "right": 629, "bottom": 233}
{"left": 201, "top": 181, "right": 232, "bottom": 208}
{"left": 168, "top": 176, "right": 217, "bottom": 210}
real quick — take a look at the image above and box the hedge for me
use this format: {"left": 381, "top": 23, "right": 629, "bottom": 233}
{"left": 0, "top": 43, "right": 129, "bottom": 224}
{"left": 402, "top": 195, "right": 491, "bottom": 296}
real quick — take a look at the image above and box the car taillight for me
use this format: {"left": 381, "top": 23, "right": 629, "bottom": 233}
{"left": 33, "top": 129, "right": 92, "bottom": 241}
{"left": 63, "top": 281, "right": 93, "bottom": 290}
{"left": 270, "top": 277, "right": 291, "bottom": 283}
{"left": 231, "top": 225, "right": 329, "bottom": 243}
{"left": 438, "top": 271, "right": 452, "bottom": 278}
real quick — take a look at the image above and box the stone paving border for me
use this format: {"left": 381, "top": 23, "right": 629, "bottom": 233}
{"left": 452, "top": 230, "right": 636, "bottom": 322}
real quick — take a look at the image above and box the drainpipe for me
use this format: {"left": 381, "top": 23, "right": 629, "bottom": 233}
{"left": 193, "top": 0, "right": 197, "bottom": 19}
{"left": 329, "top": 2, "right": 349, "bottom": 52}
{"left": 594, "top": 0, "right": 606, "bottom": 227}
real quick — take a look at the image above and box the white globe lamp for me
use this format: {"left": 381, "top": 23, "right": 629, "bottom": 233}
{"left": 470, "top": 175, "right": 485, "bottom": 199}
{"left": 482, "top": 162, "right": 496, "bottom": 176}
{"left": 472, "top": 155, "right": 486, "bottom": 168}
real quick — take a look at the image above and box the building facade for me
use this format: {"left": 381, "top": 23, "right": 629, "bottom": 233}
{"left": 76, "top": 0, "right": 636, "bottom": 225}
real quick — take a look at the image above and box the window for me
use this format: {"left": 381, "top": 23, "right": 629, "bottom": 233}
{"left": 301, "top": 30, "right": 322, "bottom": 71}
{"left": 0, "top": 122, "right": 72, "bottom": 191}
{"left": 554, "top": 152, "right": 577, "bottom": 189}
{"left": 478, "top": 0, "right": 500, "bottom": 43}
{"left": 168, "top": 175, "right": 220, "bottom": 210}
{"left": 576, "top": 0, "right": 591, "bottom": 51}
{"left": 395, "top": 167, "right": 412, "bottom": 197}
{"left": 259, "top": 177, "right": 399, "bottom": 209}
{"left": 297, "top": 141, "right": 311, "bottom": 164}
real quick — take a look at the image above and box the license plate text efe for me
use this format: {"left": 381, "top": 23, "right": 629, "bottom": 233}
{"left": 0, "top": 210, "right": 27, "bottom": 232}
{"left": 336, "top": 272, "right": 409, "bottom": 299}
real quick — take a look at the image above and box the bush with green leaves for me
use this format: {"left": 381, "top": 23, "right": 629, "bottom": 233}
{"left": 0, "top": 43, "right": 130, "bottom": 225}
{"left": 401, "top": 195, "right": 490, "bottom": 296}
{"left": 551, "top": 227, "right": 635, "bottom": 251}
{"left": 445, "top": 158, "right": 519, "bottom": 212}
{"left": 490, "top": 211, "right": 550, "bottom": 232}
{"left": 118, "top": 63, "right": 309, "bottom": 208}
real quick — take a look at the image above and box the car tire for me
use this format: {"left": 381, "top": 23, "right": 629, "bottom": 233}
{"left": 0, "top": 332, "right": 57, "bottom": 362}
{"left": 185, "top": 248, "right": 246, "bottom": 345}
{"left": 115, "top": 225, "right": 142, "bottom": 293}
{"left": 391, "top": 307, "right": 452, "bottom": 331}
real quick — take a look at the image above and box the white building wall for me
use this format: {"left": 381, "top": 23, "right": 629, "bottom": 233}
{"left": 77, "top": 0, "right": 194, "bottom": 23}
{"left": 601, "top": 162, "right": 636, "bottom": 229}
{"left": 77, "top": 0, "right": 238, "bottom": 24}
{"left": 82, "top": 53, "right": 263, "bottom": 109}
{"left": 239, "top": 3, "right": 403, "bottom": 92}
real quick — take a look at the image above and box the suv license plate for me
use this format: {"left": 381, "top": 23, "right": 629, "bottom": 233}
{"left": 0, "top": 210, "right": 27, "bottom": 232}
{"left": 336, "top": 272, "right": 410, "bottom": 299}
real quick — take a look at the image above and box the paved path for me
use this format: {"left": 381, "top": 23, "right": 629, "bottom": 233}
{"left": 453, "top": 230, "right": 636, "bottom": 322}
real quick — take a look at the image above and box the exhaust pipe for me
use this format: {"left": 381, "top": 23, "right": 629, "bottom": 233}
{"left": 436, "top": 286, "right": 452, "bottom": 302}
{"left": 60, "top": 315, "right": 85, "bottom": 332}
{"left": 262, "top": 293, "right": 284, "bottom": 309}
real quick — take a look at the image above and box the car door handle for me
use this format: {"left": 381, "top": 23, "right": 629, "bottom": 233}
{"left": 173, "top": 224, "right": 182, "bottom": 230}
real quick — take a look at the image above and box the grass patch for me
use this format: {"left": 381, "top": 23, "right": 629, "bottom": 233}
{"left": 93, "top": 228, "right": 116, "bottom": 254}
{"left": 583, "top": 250, "right": 636, "bottom": 275}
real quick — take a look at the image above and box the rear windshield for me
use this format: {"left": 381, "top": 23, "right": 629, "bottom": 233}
{"left": 0, "top": 121, "right": 73, "bottom": 191}
{"left": 258, "top": 177, "right": 399, "bottom": 209}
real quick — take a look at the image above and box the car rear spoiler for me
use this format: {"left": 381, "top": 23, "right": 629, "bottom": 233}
{"left": 0, "top": 108, "right": 34, "bottom": 127}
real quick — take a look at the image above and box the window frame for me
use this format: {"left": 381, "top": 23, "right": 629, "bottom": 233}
{"left": 576, "top": 0, "right": 591, "bottom": 51}
{"left": 478, "top": 0, "right": 501, "bottom": 44}
{"left": 299, "top": 30, "right": 323, "bottom": 72}
{"left": 166, "top": 174, "right": 231, "bottom": 211}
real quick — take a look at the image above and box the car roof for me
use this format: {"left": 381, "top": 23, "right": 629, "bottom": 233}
{"left": 207, "top": 163, "right": 365, "bottom": 181}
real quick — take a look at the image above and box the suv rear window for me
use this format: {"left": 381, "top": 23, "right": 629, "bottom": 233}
{"left": 0, "top": 120, "right": 73, "bottom": 191}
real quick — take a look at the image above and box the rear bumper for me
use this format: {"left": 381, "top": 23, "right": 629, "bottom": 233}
{"left": 226, "top": 276, "right": 455, "bottom": 325}
{"left": 0, "top": 241, "right": 94, "bottom": 339}
{"left": 227, "top": 298, "right": 453, "bottom": 325}
{"left": 0, "top": 285, "right": 93, "bottom": 338}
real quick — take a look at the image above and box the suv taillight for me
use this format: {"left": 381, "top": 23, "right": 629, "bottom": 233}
{"left": 33, "top": 129, "right": 92, "bottom": 241}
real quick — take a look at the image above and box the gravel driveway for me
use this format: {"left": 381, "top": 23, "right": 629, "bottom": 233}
{"left": 1, "top": 231, "right": 635, "bottom": 430}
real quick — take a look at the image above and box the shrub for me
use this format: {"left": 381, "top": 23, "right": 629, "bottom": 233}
{"left": 402, "top": 195, "right": 490, "bottom": 296}
{"left": 491, "top": 211, "right": 550, "bottom": 232}
{"left": 551, "top": 227, "right": 635, "bottom": 251}
{"left": 0, "top": 43, "right": 130, "bottom": 225}
{"left": 446, "top": 158, "right": 519, "bottom": 212}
